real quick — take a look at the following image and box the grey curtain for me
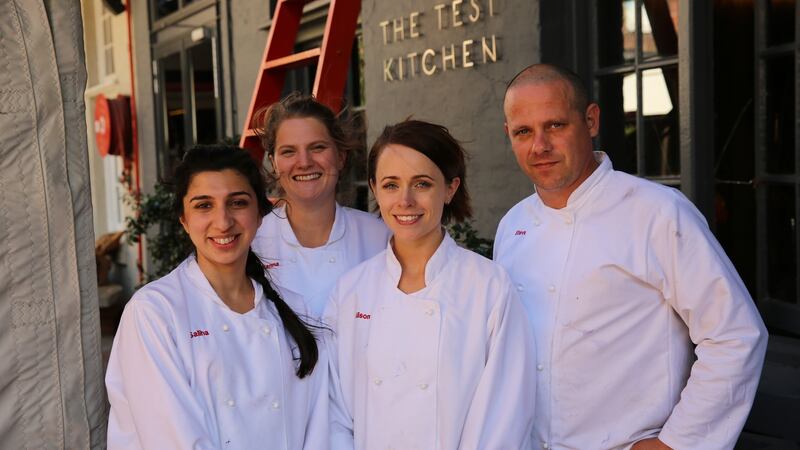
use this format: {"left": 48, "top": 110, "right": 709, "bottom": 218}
{"left": 0, "top": 0, "right": 106, "bottom": 448}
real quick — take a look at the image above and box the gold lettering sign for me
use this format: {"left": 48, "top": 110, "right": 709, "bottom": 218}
{"left": 380, "top": 0, "right": 501, "bottom": 83}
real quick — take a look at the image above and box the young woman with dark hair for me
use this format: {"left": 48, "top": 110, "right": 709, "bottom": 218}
{"left": 251, "top": 93, "right": 390, "bottom": 317}
{"left": 106, "top": 145, "right": 328, "bottom": 449}
{"left": 326, "top": 120, "right": 537, "bottom": 449}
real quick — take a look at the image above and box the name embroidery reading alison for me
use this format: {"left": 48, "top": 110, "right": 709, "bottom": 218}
{"left": 355, "top": 312, "right": 371, "bottom": 320}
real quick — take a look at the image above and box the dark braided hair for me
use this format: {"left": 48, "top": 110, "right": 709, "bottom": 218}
{"left": 173, "top": 144, "right": 319, "bottom": 378}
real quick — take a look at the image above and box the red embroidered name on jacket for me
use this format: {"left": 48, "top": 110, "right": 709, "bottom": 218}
{"left": 355, "top": 312, "right": 371, "bottom": 320}
{"left": 190, "top": 329, "right": 210, "bottom": 339}
{"left": 515, "top": 230, "right": 527, "bottom": 236}
{"left": 264, "top": 261, "right": 280, "bottom": 269}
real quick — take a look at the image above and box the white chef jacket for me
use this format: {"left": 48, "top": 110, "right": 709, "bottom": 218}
{"left": 326, "top": 232, "right": 536, "bottom": 450}
{"left": 252, "top": 203, "right": 390, "bottom": 317}
{"left": 106, "top": 256, "right": 329, "bottom": 450}
{"left": 494, "top": 152, "right": 767, "bottom": 450}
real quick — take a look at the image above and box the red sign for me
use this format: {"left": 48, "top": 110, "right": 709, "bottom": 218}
{"left": 94, "top": 94, "right": 111, "bottom": 156}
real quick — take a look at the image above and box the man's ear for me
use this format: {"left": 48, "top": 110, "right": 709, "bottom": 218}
{"left": 503, "top": 122, "right": 509, "bottom": 138}
{"left": 585, "top": 103, "right": 600, "bottom": 137}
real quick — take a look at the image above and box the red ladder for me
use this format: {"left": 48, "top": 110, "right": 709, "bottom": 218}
{"left": 239, "top": 0, "right": 361, "bottom": 162}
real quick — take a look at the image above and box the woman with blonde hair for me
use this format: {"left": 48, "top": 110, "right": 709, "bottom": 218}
{"left": 252, "top": 94, "right": 390, "bottom": 317}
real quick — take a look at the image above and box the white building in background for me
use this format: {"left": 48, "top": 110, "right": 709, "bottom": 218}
{"left": 81, "top": 0, "right": 139, "bottom": 297}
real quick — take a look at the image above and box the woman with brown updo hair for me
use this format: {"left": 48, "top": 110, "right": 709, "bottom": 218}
{"left": 252, "top": 93, "right": 390, "bottom": 317}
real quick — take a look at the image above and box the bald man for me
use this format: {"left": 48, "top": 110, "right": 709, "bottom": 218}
{"left": 493, "top": 64, "right": 767, "bottom": 450}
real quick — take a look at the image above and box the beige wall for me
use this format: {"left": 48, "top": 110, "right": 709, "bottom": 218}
{"left": 362, "top": 0, "right": 539, "bottom": 237}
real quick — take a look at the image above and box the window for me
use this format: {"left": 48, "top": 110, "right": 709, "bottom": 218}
{"left": 756, "top": 0, "right": 799, "bottom": 318}
{"left": 154, "top": 36, "right": 222, "bottom": 180}
{"left": 98, "top": 4, "right": 115, "bottom": 81}
{"left": 104, "top": 155, "right": 126, "bottom": 231}
{"left": 594, "top": 0, "right": 680, "bottom": 184}
{"left": 151, "top": 0, "right": 213, "bottom": 23}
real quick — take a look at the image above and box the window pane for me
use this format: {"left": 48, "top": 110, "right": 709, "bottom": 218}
{"left": 642, "top": 0, "right": 679, "bottom": 60}
{"left": 715, "top": 184, "right": 756, "bottom": 293}
{"left": 598, "top": 73, "right": 637, "bottom": 174}
{"left": 642, "top": 67, "right": 679, "bottom": 176}
{"left": 767, "top": 0, "right": 796, "bottom": 46}
{"left": 190, "top": 41, "right": 218, "bottom": 145}
{"left": 343, "top": 34, "right": 365, "bottom": 108}
{"left": 103, "top": 18, "right": 112, "bottom": 45}
{"left": 282, "top": 64, "right": 316, "bottom": 97}
{"left": 765, "top": 55, "right": 795, "bottom": 174}
{"left": 105, "top": 48, "right": 114, "bottom": 76}
{"left": 597, "top": 0, "right": 635, "bottom": 67}
{"left": 766, "top": 184, "right": 797, "bottom": 302}
{"left": 155, "top": 0, "right": 179, "bottom": 19}
{"left": 160, "top": 52, "right": 185, "bottom": 178}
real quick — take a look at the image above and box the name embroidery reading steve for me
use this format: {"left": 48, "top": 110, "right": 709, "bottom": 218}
{"left": 355, "top": 312, "right": 371, "bottom": 320}
{"left": 190, "top": 329, "right": 210, "bottom": 339}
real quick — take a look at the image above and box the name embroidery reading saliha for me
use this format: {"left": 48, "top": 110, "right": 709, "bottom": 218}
{"left": 190, "top": 329, "right": 210, "bottom": 339}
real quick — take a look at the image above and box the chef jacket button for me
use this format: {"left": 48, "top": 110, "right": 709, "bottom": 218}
{"left": 227, "top": 399, "right": 235, "bottom": 407}
{"left": 272, "top": 401, "right": 280, "bottom": 409}
{"left": 425, "top": 308, "right": 434, "bottom": 316}
{"left": 533, "top": 219, "right": 541, "bottom": 226}
{"left": 565, "top": 216, "right": 573, "bottom": 224}
{"left": 543, "top": 442, "right": 549, "bottom": 449}
{"left": 537, "top": 364, "right": 544, "bottom": 371}
{"left": 222, "top": 324, "right": 229, "bottom": 332}
{"left": 418, "top": 383, "right": 429, "bottom": 390}
{"left": 329, "top": 257, "right": 336, "bottom": 263}
{"left": 547, "top": 285, "right": 556, "bottom": 293}
{"left": 373, "top": 378, "right": 382, "bottom": 386}
{"left": 516, "top": 284, "right": 524, "bottom": 292}
{"left": 263, "top": 326, "right": 271, "bottom": 335}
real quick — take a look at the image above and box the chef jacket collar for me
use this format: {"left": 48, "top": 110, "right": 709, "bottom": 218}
{"left": 185, "top": 255, "right": 265, "bottom": 311}
{"left": 533, "top": 151, "right": 612, "bottom": 214}
{"left": 277, "top": 202, "right": 346, "bottom": 247}
{"left": 384, "top": 230, "right": 456, "bottom": 290}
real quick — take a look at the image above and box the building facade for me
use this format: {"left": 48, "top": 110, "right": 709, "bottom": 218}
{"left": 85, "top": 0, "right": 799, "bottom": 444}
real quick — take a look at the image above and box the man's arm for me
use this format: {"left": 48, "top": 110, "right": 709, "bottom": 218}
{"left": 652, "top": 194, "right": 767, "bottom": 450}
